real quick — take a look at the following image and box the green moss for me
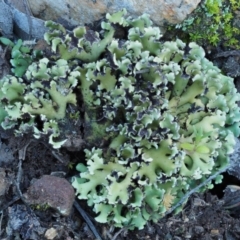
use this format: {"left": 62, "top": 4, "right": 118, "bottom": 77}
{"left": 169, "top": 0, "right": 240, "bottom": 49}
{"left": 31, "top": 203, "right": 50, "bottom": 211}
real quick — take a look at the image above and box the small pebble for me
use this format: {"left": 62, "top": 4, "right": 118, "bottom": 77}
{"left": 23, "top": 175, "right": 75, "bottom": 216}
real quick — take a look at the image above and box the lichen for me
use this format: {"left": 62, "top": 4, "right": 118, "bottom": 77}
{"left": 0, "top": 8, "right": 239, "bottom": 230}
{"left": 71, "top": 10, "right": 240, "bottom": 229}
{"left": 0, "top": 37, "right": 42, "bottom": 77}
{"left": 0, "top": 57, "right": 80, "bottom": 148}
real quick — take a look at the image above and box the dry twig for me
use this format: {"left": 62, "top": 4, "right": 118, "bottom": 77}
{"left": 73, "top": 201, "right": 103, "bottom": 240}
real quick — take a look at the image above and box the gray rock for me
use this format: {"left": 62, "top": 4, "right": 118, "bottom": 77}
{"left": 0, "top": 1, "right": 13, "bottom": 38}
{"left": 0, "top": 140, "right": 15, "bottom": 166}
{"left": 228, "top": 138, "right": 240, "bottom": 180}
{"left": 12, "top": 8, "right": 48, "bottom": 40}
{"left": 3, "top": 0, "right": 201, "bottom": 40}
{"left": 0, "top": 0, "right": 47, "bottom": 40}
{"left": 0, "top": 168, "right": 10, "bottom": 196}
{"left": 26, "top": 0, "right": 200, "bottom": 28}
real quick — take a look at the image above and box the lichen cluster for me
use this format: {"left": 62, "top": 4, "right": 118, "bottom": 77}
{"left": 0, "top": 54, "right": 79, "bottom": 147}
{"left": 70, "top": 10, "right": 240, "bottom": 229}
{"left": 0, "top": 9, "right": 239, "bottom": 230}
{"left": 0, "top": 37, "right": 42, "bottom": 77}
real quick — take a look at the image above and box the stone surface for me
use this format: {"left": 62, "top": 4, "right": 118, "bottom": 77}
{"left": 45, "top": 228, "right": 58, "bottom": 240}
{"left": 0, "top": 168, "right": 10, "bottom": 196}
{"left": 0, "top": 1, "right": 47, "bottom": 40}
{"left": 2, "top": 0, "right": 201, "bottom": 39}
{"left": 12, "top": 8, "right": 48, "bottom": 40}
{"left": 228, "top": 138, "right": 240, "bottom": 180}
{"left": 23, "top": 175, "right": 75, "bottom": 216}
{"left": 25, "top": 0, "right": 200, "bottom": 27}
{"left": 0, "top": 1, "right": 13, "bottom": 38}
{"left": 0, "top": 141, "right": 15, "bottom": 166}
{"left": 5, "top": 0, "right": 28, "bottom": 14}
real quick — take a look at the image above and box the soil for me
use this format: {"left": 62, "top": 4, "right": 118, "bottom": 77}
{"left": 1, "top": 6, "right": 240, "bottom": 240}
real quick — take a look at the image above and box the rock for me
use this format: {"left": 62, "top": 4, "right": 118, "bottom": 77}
{"left": 12, "top": 8, "right": 48, "bottom": 40}
{"left": 194, "top": 226, "right": 204, "bottom": 234}
{"left": 3, "top": 0, "right": 200, "bottom": 39}
{"left": 7, "top": 204, "right": 46, "bottom": 238}
{"left": 0, "top": 1, "right": 13, "bottom": 38}
{"left": 0, "top": 168, "right": 10, "bottom": 196}
{"left": 228, "top": 138, "right": 240, "bottom": 180}
{"left": 0, "top": 0, "right": 47, "bottom": 40}
{"left": 4, "top": 0, "right": 28, "bottom": 14}
{"left": 23, "top": 175, "right": 75, "bottom": 216}
{"left": 26, "top": 0, "right": 200, "bottom": 28}
{"left": 62, "top": 134, "right": 85, "bottom": 152}
{"left": 0, "top": 141, "right": 15, "bottom": 166}
{"left": 45, "top": 228, "right": 58, "bottom": 240}
{"left": 223, "top": 186, "right": 240, "bottom": 217}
